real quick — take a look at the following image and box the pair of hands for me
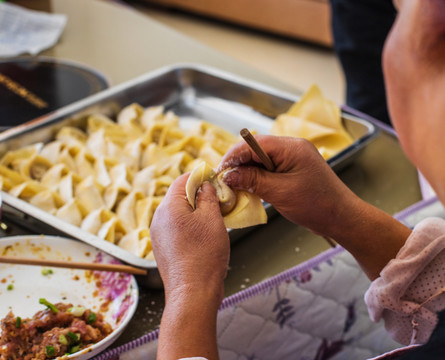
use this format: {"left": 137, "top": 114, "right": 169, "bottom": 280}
{"left": 151, "top": 133, "right": 412, "bottom": 296}
{"left": 151, "top": 135, "right": 355, "bottom": 359}
{"left": 151, "top": 135, "right": 411, "bottom": 360}
{"left": 150, "top": 136, "right": 361, "bottom": 297}
{"left": 151, "top": 136, "right": 368, "bottom": 359}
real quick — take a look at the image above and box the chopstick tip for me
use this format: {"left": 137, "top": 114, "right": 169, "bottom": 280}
{"left": 240, "top": 128, "right": 250, "bottom": 137}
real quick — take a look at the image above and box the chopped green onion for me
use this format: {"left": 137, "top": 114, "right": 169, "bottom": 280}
{"left": 39, "top": 298, "right": 59, "bottom": 313}
{"left": 46, "top": 345, "right": 55, "bottom": 357}
{"left": 59, "top": 334, "right": 68, "bottom": 345}
{"left": 66, "top": 331, "right": 80, "bottom": 342}
{"left": 87, "top": 312, "right": 96, "bottom": 324}
{"left": 7, "top": 284, "right": 13, "bottom": 291}
{"left": 15, "top": 317, "right": 21, "bottom": 328}
{"left": 41, "top": 268, "right": 54, "bottom": 276}
{"left": 69, "top": 345, "right": 80, "bottom": 354}
{"left": 67, "top": 306, "right": 85, "bottom": 317}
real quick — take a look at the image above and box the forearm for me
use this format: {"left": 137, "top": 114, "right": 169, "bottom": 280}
{"left": 157, "top": 285, "right": 222, "bottom": 360}
{"left": 325, "top": 196, "right": 412, "bottom": 280}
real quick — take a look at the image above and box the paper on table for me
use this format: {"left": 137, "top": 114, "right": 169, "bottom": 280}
{"left": 0, "top": 2, "right": 67, "bottom": 57}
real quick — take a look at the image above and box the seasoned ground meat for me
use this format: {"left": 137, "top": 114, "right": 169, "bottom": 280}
{"left": 0, "top": 302, "right": 112, "bottom": 360}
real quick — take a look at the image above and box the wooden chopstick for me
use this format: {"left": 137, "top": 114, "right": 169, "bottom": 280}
{"left": 240, "top": 128, "right": 336, "bottom": 248}
{"left": 240, "top": 128, "right": 275, "bottom": 171}
{"left": 0, "top": 256, "right": 147, "bottom": 275}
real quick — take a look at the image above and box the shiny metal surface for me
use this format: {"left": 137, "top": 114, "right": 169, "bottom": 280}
{"left": 0, "top": 64, "right": 378, "bottom": 287}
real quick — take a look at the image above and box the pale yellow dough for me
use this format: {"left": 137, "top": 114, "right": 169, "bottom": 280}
{"left": 186, "top": 162, "right": 267, "bottom": 229}
{"left": 271, "top": 84, "right": 353, "bottom": 159}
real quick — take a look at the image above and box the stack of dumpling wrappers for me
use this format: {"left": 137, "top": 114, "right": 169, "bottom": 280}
{"left": 271, "top": 84, "right": 353, "bottom": 159}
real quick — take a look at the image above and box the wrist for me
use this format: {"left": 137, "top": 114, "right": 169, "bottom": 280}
{"left": 159, "top": 282, "right": 222, "bottom": 360}
{"left": 165, "top": 281, "right": 225, "bottom": 310}
{"left": 323, "top": 195, "right": 411, "bottom": 279}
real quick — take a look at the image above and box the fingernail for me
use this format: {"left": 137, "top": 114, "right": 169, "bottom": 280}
{"left": 222, "top": 168, "right": 240, "bottom": 186}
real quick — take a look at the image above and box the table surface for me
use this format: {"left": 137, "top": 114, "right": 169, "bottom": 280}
{"left": 3, "top": 0, "right": 422, "bottom": 348}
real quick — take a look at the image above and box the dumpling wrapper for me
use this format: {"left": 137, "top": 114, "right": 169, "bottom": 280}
{"left": 29, "top": 190, "right": 62, "bottom": 215}
{"left": 40, "top": 163, "right": 70, "bottom": 190}
{"left": 186, "top": 162, "right": 267, "bottom": 229}
{"left": 271, "top": 84, "right": 353, "bottom": 159}
{"left": 75, "top": 176, "right": 105, "bottom": 212}
{"left": 286, "top": 84, "right": 343, "bottom": 130}
{"left": 98, "top": 217, "right": 126, "bottom": 243}
{"left": 118, "top": 228, "right": 152, "bottom": 258}
{"left": 9, "top": 180, "right": 46, "bottom": 200}
{"left": 19, "top": 155, "right": 53, "bottom": 180}
{"left": 81, "top": 208, "right": 125, "bottom": 243}
{"left": 56, "top": 200, "right": 85, "bottom": 226}
{"left": 116, "top": 191, "right": 145, "bottom": 232}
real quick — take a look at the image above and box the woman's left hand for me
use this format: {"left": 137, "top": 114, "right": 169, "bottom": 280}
{"left": 150, "top": 173, "right": 230, "bottom": 300}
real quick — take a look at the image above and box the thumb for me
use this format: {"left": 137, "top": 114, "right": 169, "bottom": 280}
{"left": 195, "top": 181, "right": 221, "bottom": 213}
{"left": 222, "top": 166, "right": 271, "bottom": 199}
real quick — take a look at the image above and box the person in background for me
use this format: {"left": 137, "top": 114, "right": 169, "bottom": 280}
{"left": 330, "top": 0, "right": 397, "bottom": 125}
{"left": 150, "top": 0, "right": 445, "bottom": 359}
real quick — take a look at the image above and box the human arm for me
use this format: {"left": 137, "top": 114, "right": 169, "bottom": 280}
{"left": 150, "top": 174, "right": 229, "bottom": 360}
{"left": 219, "top": 136, "right": 411, "bottom": 280}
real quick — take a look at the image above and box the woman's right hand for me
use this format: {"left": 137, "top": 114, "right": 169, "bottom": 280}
{"left": 218, "top": 135, "right": 359, "bottom": 238}
{"left": 219, "top": 135, "right": 411, "bottom": 280}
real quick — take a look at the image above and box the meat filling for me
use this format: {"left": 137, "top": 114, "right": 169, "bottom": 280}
{"left": 0, "top": 303, "right": 112, "bottom": 360}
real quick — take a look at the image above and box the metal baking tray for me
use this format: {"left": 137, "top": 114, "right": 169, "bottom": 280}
{"left": 0, "top": 64, "right": 379, "bottom": 287}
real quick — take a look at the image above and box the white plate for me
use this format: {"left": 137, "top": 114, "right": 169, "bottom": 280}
{"left": 0, "top": 235, "right": 139, "bottom": 360}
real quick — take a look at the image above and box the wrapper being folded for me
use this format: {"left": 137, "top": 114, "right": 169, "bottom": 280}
{"left": 186, "top": 162, "right": 267, "bottom": 229}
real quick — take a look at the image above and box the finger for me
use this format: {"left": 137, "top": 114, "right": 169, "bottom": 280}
{"left": 164, "top": 173, "right": 190, "bottom": 202}
{"left": 222, "top": 166, "right": 271, "bottom": 199}
{"left": 219, "top": 135, "right": 297, "bottom": 173}
{"left": 195, "top": 181, "right": 221, "bottom": 215}
{"left": 218, "top": 140, "right": 253, "bottom": 172}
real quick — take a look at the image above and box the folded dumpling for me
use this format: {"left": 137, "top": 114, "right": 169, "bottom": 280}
{"left": 0, "top": 165, "right": 25, "bottom": 188}
{"left": 135, "top": 196, "right": 163, "bottom": 229}
{"left": 81, "top": 208, "right": 125, "bottom": 243}
{"left": 29, "top": 190, "right": 63, "bottom": 215}
{"left": 81, "top": 208, "right": 111, "bottom": 234}
{"left": 117, "top": 103, "right": 145, "bottom": 139}
{"left": 9, "top": 180, "right": 46, "bottom": 201}
{"left": 14, "top": 155, "right": 53, "bottom": 180}
{"left": 0, "top": 144, "right": 43, "bottom": 169}
{"left": 186, "top": 161, "right": 267, "bottom": 229}
{"left": 132, "top": 165, "right": 156, "bottom": 195}
{"left": 56, "top": 199, "right": 85, "bottom": 226}
{"left": 41, "top": 163, "right": 71, "bottom": 190}
{"left": 74, "top": 149, "right": 95, "bottom": 178}
{"left": 75, "top": 176, "right": 105, "bottom": 212}
{"left": 97, "top": 216, "right": 126, "bottom": 243}
{"left": 118, "top": 228, "right": 151, "bottom": 258}
{"left": 40, "top": 141, "right": 65, "bottom": 164}
{"left": 116, "top": 191, "right": 145, "bottom": 232}
{"left": 59, "top": 173, "right": 81, "bottom": 204}
{"left": 140, "top": 105, "right": 165, "bottom": 130}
